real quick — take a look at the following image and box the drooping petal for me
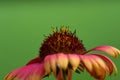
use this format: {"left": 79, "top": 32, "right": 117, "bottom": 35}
{"left": 56, "top": 53, "right": 68, "bottom": 70}
{"left": 49, "top": 54, "right": 57, "bottom": 73}
{"left": 80, "top": 55, "right": 107, "bottom": 79}
{"left": 93, "top": 54, "right": 118, "bottom": 75}
{"left": 89, "top": 55, "right": 107, "bottom": 79}
{"left": 44, "top": 55, "right": 51, "bottom": 74}
{"left": 68, "top": 54, "right": 80, "bottom": 71}
{"left": 68, "top": 69, "right": 72, "bottom": 80}
{"left": 90, "top": 57, "right": 106, "bottom": 79}
{"left": 57, "top": 69, "right": 64, "bottom": 80}
{"left": 91, "top": 55, "right": 109, "bottom": 73}
{"left": 49, "top": 54, "right": 60, "bottom": 78}
{"left": 26, "top": 57, "right": 41, "bottom": 65}
{"left": 86, "top": 46, "right": 120, "bottom": 57}
{"left": 5, "top": 63, "right": 45, "bottom": 80}
{"left": 80, "top": 55, "right": 93, "bottom": 73}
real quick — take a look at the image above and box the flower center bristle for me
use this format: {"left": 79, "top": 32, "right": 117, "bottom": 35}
{"left": 39, "top": 26, "right": 86, "bottom": 59}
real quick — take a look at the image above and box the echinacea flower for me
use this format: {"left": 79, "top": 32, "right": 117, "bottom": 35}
{"left": 5, "top": 26, "right": 120, "bottom": 80}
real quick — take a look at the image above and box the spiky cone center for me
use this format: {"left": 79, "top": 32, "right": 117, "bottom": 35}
{"left": 39, "top": 27, "right": 86, "bottom": 60}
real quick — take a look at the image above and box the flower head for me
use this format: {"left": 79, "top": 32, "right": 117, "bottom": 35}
{"left": 5, "top": 26, "right": 120, "bottom": 80}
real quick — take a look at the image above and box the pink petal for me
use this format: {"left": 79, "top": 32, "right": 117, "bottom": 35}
{"left": 80, "top": 55, "right": 106, "bottom": 79}
{"left": 49, "top": 54, "right": 57, "bottom": 73}
{"left": 87, "top": 46, "right": 120, "bottom": 57}
{"left": 90, "top": 54, "right": 109, "bottom": 72}
{"left": 80, "top": 55, "right": 93, "bottom": 73}
{"left": 90, "top": 57, "right": 106, "bottom": 79}
{"left": 68, "top": 54, "right": 80, "bottom": 71}
{"left": 5, "top": 63, "right": 45, "bottom": 80}
{"left": 93, "top": 54, "right": 118, "bottom": 75}
{"left": 68, "top": 69, "right": 72, "bottom": 80}
{"left": 26, "top": 57, "right": 41, "bottom": 65}
{"left": 44, "top": 55, "right": 51, "bottom": 74}
{"left": 57, "top": 69, "right": 64, "bottom": 80}
{"left": 48, "top": 54, "right": 58, "bottom": 77}
{"left": 56, "top": 53, "right": 68, "bottom": 70}
{"left": 89, "top": 55, "right": 107, "bottom": 79}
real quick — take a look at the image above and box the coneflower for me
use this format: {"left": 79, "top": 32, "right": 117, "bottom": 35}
{"left": 5, "top": 26, "right": 120, "bottom": 80}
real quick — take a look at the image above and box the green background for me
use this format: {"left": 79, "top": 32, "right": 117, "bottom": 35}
{"left": 0, "top": 0, "right": 120, "bottom": 80}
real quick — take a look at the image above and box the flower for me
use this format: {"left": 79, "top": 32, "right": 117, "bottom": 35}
{"left": 5, "top": 26, "right": 120, "bottom": 80}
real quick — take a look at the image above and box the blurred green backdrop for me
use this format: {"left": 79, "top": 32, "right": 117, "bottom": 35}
{"left": 0, "top": 0, "right": 120, "bottom": 80}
